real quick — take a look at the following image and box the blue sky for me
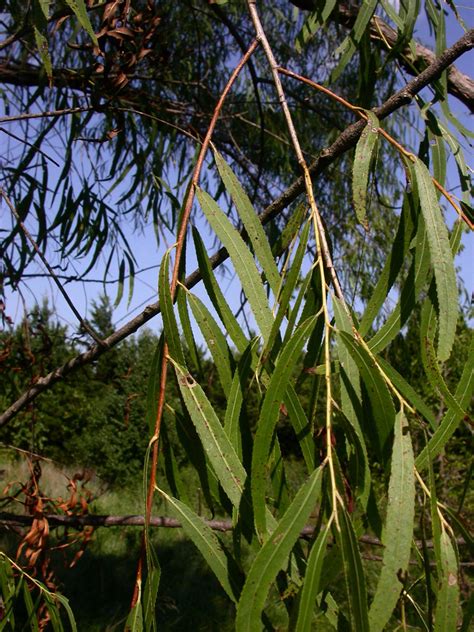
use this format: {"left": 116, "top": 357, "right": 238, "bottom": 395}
{"left": 1, "top": 2, "right": 472, "bottom": 338}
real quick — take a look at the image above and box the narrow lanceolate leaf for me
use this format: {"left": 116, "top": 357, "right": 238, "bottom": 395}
{"left": 125, "top": 600, "right": 143, "bottom": 632}
{"left": 377, "top": 357, "right": 437, "bottom": 430}
{"left": 284, "top": 385, "right": 315, "bottom": 473}
{"left": 197, "top": 188, "right": 273, "bottom": 343}
{"left": 369, "top": 412, "right": 415, "bottom": 632}
{"left": 359, "top": 194, "right": 417, "bottom": 336}
{"left": 338, "top": 507, "right": 370, "bottom": 632}
{"left": 353, "top": 112, "right": 379, "bottom": 226}
{"left": 171, "top": 359, "right": 246, "bottom": 509}
{"left": 188, "top": 292, "right": 234, "bottom": 394}
{"left": 224, "top": 343, "right": 255, "bottom": 457}
{"left": 156, "top": 489, "right": 241, "bottom": 603}
{"left": 158, "top": 248, "right": 186, "bottom": 366}
{"left": 294, "top": 524, "right": 330, "bottom": 632}
{"left": 64, "top": 0, "right": 99, "bottom": 45}
{"left": 413, "top": 158, "right": 458, "bottom": 361}
{"left": 434, "top": 530, "right": 459, "bottom": 632}
{"left": 416, "top": 334, "right": 473, "bottom": 470}
{"left": 330, "top": 0, "right": 378, "bottom": 81}
{"left": 339, "top": 331, "right": 395, "bottom": 459}
{"left": 334, "top": 297, "right": 370, "bottom": 507}
{"left": 214, "top": 150, "right": 281, "bottom": 297}
{"left": 192, "top": 226, "right": 248, "bottom": 354}
{"left": 33, "top": 27, "right": 53, "bottom": 82}
{"left": 251, "top": 315, "right": 317, "bottom": 537}
{"left": 236, "top": 467, "right": 323, "bottom": 632}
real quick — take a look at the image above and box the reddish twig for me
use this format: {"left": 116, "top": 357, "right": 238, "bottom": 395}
{"left": 131, "top": 39, "right": 259, "bottom": 608}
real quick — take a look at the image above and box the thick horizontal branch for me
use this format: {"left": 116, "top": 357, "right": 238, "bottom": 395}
{"left": 0, "top": 512, "right": 467, "bottom": 551}
{"left": 289, "top": 0, "right": 474, "bottom": 112}
{"left": 335, "top": 2, "right": 474, "bottom": 113}
{"left": 1, "top": 29, "right": 472, "bottom": 428}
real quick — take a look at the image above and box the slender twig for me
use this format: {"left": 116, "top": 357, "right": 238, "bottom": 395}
{"left": 1, "top": 31, "right": 471, "bottom": 429}
{"left": 0, "top": 106, "right": 93, "bottom": 124}
{"left": 131, "top": 39, "right": 260, "bottom": 608}
{"left": 0, "top": 188, "right": 103, "bottom": 344}
{"left": 278, "top": 67, "right": 473, "bottom": 230}
{"left": 247, "top": 0, "right": 344, "bottom": 521}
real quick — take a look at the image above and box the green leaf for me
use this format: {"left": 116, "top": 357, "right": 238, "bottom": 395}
{"left": 197, "top": 188, "right": 274, "bottom": 343}
{"left": 352, "top": 112, "right": 379, "bottom": 226}
{"left": 359, "top": 194, "right": 417, "bottom": 336}
{"left": 125, "top": 600, "right": 143, "bottom": 632}
{"left": 284, "top": 385, "right": 315, "bottom": 473}
{"left": 294, "top": 524, "right": 330, "bottom": 632}
{"left": 192, "top": 226, "right": 248, "bottom": 353}
{"left": 214, "top": 150, "right": 281, "bottom": 297}
{"left": 416, "top": 333, "right": 474, "bottom": 470}
{"left": 143, "top": 567, "right": 160, "bottom": 632}
{"left": 187, "top": 291, "right": 234, "bottom": 393}
{"left": 156, "top": 489, "right": 241, "bottom": 602}
{"left": 338, "top": 332, "right": 395, "bottom": 460}
{"left": 330, "top": 0, "right": 378, "bottom": 82}
{"left": 434, "top": 530, "right": 459, "bottom": 632}
{"left": 251, "top": 315, "right": 317, "bottom": 537}
{"left": 377, "top": 357, "right": 437, "bottom": 430}
{"left": 63, "top": 0, "right": 98, "bottom": 45}
{"left": 413, "top": 158, "right": 458, "bottom": 361}
{"left": 338, "top": 507, "right": 370, "bottom": 632}
{"left": 171, "top": 359, "right": 246, "bottom": 509}
{"left": 33, "top": 26, "right": 53, "bottom": 83}
{"left": 235, "top": 466, "right": 323, "bottom": 631}
{"left": 368, "top": 213, "right": 431, "bottom": 353}
{"left": 224, "top": 342, "right": 256, "bottom": 458}
{"left": 266, "top": 220, "right": 310, "bottom": 353}
{"left": 158, "top": 248, "right": 186, "bottom": 367}
{"left": 368, "top": 411, "right": 415, "bottom": 632}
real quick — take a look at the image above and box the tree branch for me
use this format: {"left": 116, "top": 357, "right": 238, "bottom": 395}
{"left": 289, "top": 0, "right": 474, "bottom": 112}
{"left": 0, "top": 512, "right": 466, "bottom": 550}
{"left": 1, "top": 30, "right": 472, "bottom": 429}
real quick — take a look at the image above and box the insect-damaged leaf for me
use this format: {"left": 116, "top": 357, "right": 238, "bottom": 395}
{"left": 368, "top": 411, "right": 415, "bottom": 631}
{"left": 171, "top": 359, "right": 246, "bottom": 509}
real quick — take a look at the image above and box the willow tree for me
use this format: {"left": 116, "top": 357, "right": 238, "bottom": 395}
{"left": 0, "top": 1, "right": 472, "bottom": 630}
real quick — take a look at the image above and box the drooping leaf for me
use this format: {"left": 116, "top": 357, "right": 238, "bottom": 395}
{"left": 158, "top": 247, "right": 186, "bottom": 367}
{"left": 416, "top": 334, "right": 474, "bottom": 470}
{"left": 187, "top": 291, "right": 234, "bottom": 394}
{"left": 197, "top": 189, "right": 274, "bottom": 343}
{"left": 192, "top": 226, "right": 249, "bottom": 354}
{"left": 171, "top": 359, "right": 246, "bottom": 509}
{"left": 338, "top": 331, "right": 395, "bottom": 460}
{"left": 294, "top": 524, "right": 330, "bottom": 632}
{"left": 413, "top": 158, "right": 458, "bottom": 361}
{"left": 352, "top": 112, "right": 379, "bottom": 226}
{"left": 251, "top": 315, "right": 317, "bottom": 536}
{"left": 63, "top": 0, "right": 99, "bottom": 45}
{"left": 214, "top": 150, "right": 281, "bottom": 297}
{"left": 368, "top": 411, "right": 415, "bottom": 632}
{"left": 235, "top": 466, "right": 323, "bottom": 632}
{"left": 434, "top": 530, "right": 459, "bottom": 632}
{"left": 337, "top": 507, "right": 370, "bottom": 632}
{"left": 156, "top": 489, "right": 241, "bottom": 603}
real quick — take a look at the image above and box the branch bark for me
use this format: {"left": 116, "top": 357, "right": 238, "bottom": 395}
{"left": 0, "top": 512, "right": 466, "bottom": 550}
{"left": 289, "top": 0, "right": 474, "bottom": 112}
{"left": 1, "top": 29, "right": 472, "bottom": 429}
